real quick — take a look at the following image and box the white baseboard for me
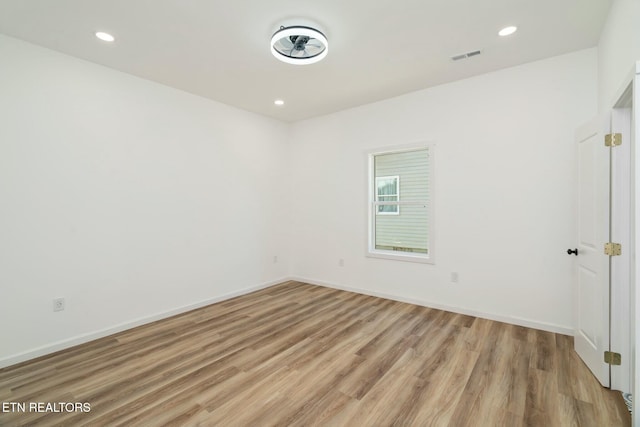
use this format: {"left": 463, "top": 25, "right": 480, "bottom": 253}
{"left": 290, "top": 276, "right": 574, "bottom": 336}
{"left": 0, "top": 277, "right": 288, "bottom": 369}
{"left": 2, "top": 275, "right": 574, "bottom": 369}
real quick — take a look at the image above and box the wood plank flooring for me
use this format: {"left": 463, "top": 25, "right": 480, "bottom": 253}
{"left": 0, "top": 281, "right": 631, "bottom": 426}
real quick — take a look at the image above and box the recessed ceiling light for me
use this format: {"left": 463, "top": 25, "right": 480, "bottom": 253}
{"left": 271, "top": 25, "right": 328, "bottom": 65}
{"left": 274, "top": 99, "right": 285, "bottom": 106}
{"left": 498, "top": 26, "right": 517, "bottom": 37}
{"left": 95, "top": 31, "right": 115, "bottom": 42}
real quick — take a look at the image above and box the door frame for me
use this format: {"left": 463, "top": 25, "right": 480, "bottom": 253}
{"left": 610, "top": 86, "right": 632, "bottom": 393}
{"left": 631, "top": 61, "right": 639, "bottom": 425}
{"left": 607, "top": 61, "right": 639, "bottom": 418}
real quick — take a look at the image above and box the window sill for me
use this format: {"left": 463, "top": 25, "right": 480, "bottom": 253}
{"left": 366, "top": 250, "right": 434, "bottom": 264}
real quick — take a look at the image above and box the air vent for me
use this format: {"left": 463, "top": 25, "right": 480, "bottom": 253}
{"left": 451, "top": 50, "right": 482, "bottom": 61}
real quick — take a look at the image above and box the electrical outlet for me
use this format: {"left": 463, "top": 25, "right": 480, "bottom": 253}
{"left": 451, "top": 272, "right": 459, "bottom": 283}
{"left": 339, "top": 259, "right": 344, "bottom": 267}
{"left": 53, "top": 298, "right": 65, "bottom": 312}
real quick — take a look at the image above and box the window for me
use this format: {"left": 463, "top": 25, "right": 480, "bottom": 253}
{"left": 376, "top": 176, "right": 399, "bottom": 215}
{"left": 368, "top": 145, "right": 433, "bottom": 263}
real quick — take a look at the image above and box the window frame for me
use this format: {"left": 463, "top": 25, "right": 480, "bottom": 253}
{"left": 366, "top": 143, "right": 435, "bottom": 264}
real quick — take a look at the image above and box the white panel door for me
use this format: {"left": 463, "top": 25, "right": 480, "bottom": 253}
{"left": 574, "top": 116, "right": 610, "bottom": 387}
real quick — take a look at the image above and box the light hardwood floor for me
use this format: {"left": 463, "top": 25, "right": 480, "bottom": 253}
{"left": 0, "top": 281, "right": 631, "bottom": 426}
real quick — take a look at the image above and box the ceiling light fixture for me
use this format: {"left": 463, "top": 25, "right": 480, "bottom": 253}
{"left": 274, "top": 99, "right": 285, "bottom": 106}
{"left": 271, "top": 25, "right": 328, "bottom": 65}
{"left": 498, "top": 26, "right": 517, "bottom": 37}
{"left": 95, "top": 31, "right": 115, "bottom": 42}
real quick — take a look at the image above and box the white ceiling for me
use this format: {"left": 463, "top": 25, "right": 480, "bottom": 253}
{"left": 0, "top": 0, "right": 611, "bottom": 122}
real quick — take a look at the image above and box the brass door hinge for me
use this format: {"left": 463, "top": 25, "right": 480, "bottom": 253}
{"left": 604, "top": 242, "right": 622, "bottom": 256}
{"left": 605, "top": 133, "right": 622, "bottom": 147}
{"left": 604, "top": 351, "right": 621, "bottom": 365}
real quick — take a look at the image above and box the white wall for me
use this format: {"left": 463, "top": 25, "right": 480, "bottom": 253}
{"left": 598, "top": 0, "right": 640, "bottom": 111}
{"left": 0, "top": 34, "right": 291, "bottom": 367}
{"left": 289, "top": 48, "right": 598, "bottom": 333}
{"left": 0, "top": 30, "right": 606, "bottom": 368}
